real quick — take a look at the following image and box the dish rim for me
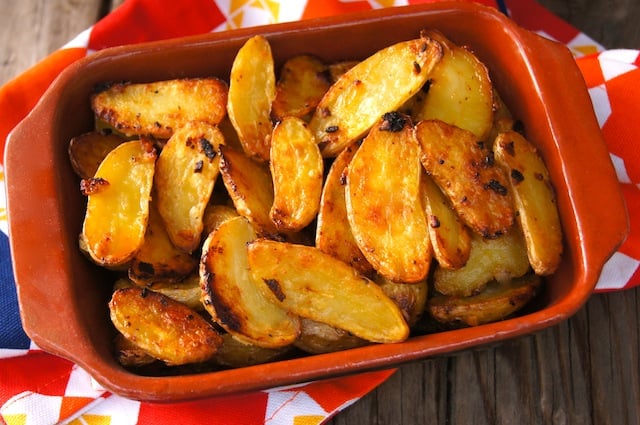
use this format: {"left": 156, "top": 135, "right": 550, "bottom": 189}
{"left": 4, "top": 1, "right": 629, "bottom": 401}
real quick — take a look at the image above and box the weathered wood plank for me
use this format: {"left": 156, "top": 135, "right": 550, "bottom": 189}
{"left": 0, "top": 0, "right": 107, "bottom": 86}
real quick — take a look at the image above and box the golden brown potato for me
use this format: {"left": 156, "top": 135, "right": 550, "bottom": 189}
{"left": 247, "top": 239, "right": 409, "bottom": 343}
{"left": 200, "top": 216, "right": 300, "bottom": 348}
{"left": 315, "top": 142, "right": 374, "bottom": 276}
{"left": 113, "top": 333, "right": 156, "bottom": 367}
{"left": 428, "top": 273, "right": 542, "bottom": 326}
{"left": 219, "top": 145, "right": 278, "bottom": 237}
{"left": 202, "top": 204, "right": 239, "bottom": 236}
{"left": 109, "top": 287, "right": 222, "bottom": 365}
{"left": 486, "top": 88, "right": 516, "bottom": 143}
{"left": 68, "top": 130, "right": 125, "bottom": 179}
{"left": 433, "top": 229, "right": 531, "bottom": 297}
{"left": 269, "top": 116, "right": 323, "bottom": 231}
{"left": 494, "top": 131, "right": 563, "bottom": 275}
{"left": 421, "top": 174, "right": 471, "bottom": 269}
{"left": 327, "top": 61, "right": 358, "bottom": 83}
{"left": 91, "top": 78, "right": 228, "bottom": 139}
{"left": 227, "top": 35, "right": 276, "bottom": 162}
{"left": 272, "top": 54, "right": 331, "bottom": 121}
{"left": 375, "top": 275, "right": 428, "bottom": 327}
{"left": 81, "top": 139, "right": 157, "bottom": 267}
{"left": 294, "top": 318, "right": 367, "bottom": 355}
{"left": 214, "top": 333, "right": 292, "bottom": 368}
{"left": 128, "top": 202, "right": 198, "bottom": 286}
{"left": 309, "top": 33, "right": 443, "bottom": 157}
{"left": 411, "top": 30, "right": 493, "bottom": 140}
{"left": 346, "top": 112, "right": 431, "bottom": 283}
{"left": 115, "top": 274, "right": 204, "bottom": 312}
{"left": 415, "top": 119, "right": 514, "bottom": 238}
{"left": 154, "top": 122, "right": 225, "bottom": 253}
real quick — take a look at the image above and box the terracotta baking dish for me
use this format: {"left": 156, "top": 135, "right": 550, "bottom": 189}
{"left": 4, "top": 2, "right": 628, "bottom": 402}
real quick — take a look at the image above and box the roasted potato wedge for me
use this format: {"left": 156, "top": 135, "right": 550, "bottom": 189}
{"left": 247, "top": 239, "right": 409, "bottom": 343}
{"left": 218, "top": 145, "right": 278, "bottom": 237}
{"left": 154, "top": 121, "right": 225, "bottom": 253}
{"left": 269, "top": 116, "right": 323, "bottom": 231}
{"left": 309, "top": 33, "right": 443, "bottom": 157}
{"left": 411, "top": 30, "right": 493, "bottom": 140}
{"left": 91, "top": 78, "right": 228, "bottom": 139}
{"left": 81, "top": 139, "right": 157, "bottom": 266}
{"left": 487, "top": 88, "right": 516, "bottom": 143}
{"left": 227, "top": 35, "right": 276, "bottom": 162}
{"left": 128, "top": 202, "right": 198, "bottom": 286}
{"left": 315, "top": 142, "right": 374, "bottom": 276}
{"left": 294, "top": 318, "right": 367, "bottom": 355}
{"left": 113, "top": 333, "right": 156, "bottom": 368}
{"left": 433, "top": 229, "right": 531, "bottom": 297}
{"left": 415, "top": 119, "right": 514, "bottom": 238}
{"left": 327, "top": 61, "right": 358, "bottom": 83}
{"left": 115, "top": 274, "right": 204, "bottom": 312}
{"left": 375, "top": 275, "right": 429, "bottom": 327}
{"left": 68, "top": 130, "right": 125, "bottom": 179}
{"left": 428, "top": 273, "right": 542, "bottom": 326}
{"left": 200, "top": 216, "right": 300, "bottom": 348}
{"left": 202, "top": 204, "right": 240, "bottom": 236}
{"left": 109, "top": 287, "right": 222, "bottom": 365}
{"left": 421, "top": 174, "right": 471, "bottom": 269}
{"left": 272, "top": 54, "right": 331, "bottom": 121}
{"left": 214, "top": 333, "right": 292, "bottom": 368}
{"left": 494, "top": 131, "right": 563, "bottom": 275}
{"left": 346, "top": 112, "right": 431, "bottom": 283}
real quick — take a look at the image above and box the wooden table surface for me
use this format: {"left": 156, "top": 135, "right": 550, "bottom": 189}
{"left": 1, "top": 1, "right": 639, "bottom": 424}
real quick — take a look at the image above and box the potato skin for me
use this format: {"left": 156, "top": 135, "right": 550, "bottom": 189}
{"left": 91, "top": 78, "right": 228, "bottom": 139}
{"left": 109, "top": 287, "right": 222, "bottom": 365}
{"left": 416, "top": 119, "right": 515, "bottom": 238}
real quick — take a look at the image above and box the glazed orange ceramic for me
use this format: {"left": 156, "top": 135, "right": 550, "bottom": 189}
{"left": 4, "top": 2, "right": 628, "bottom": 401}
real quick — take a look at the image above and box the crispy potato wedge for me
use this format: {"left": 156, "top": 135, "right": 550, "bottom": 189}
{"left": 309, "top": 33, "right": 443, "bottom": 157}
{"left": 428, "top": 273, "right": 542, "bottom": 326}
{"left": 327, "top": 61, "right": 358, "bottom": 83}
{"left": 433, "top": 229, "right": 531, "bottom": 297}
{"left": 202, "top": 204, "right": 239, "bottom": 236}
{"left": 421, "top": 174, "right": 471, "bottom": 269}
{"left": 91, "top": 78, "right": 228, "bottom": 139}
{"left": 346, "top": 112, "right": 431, "bottom": 283}
{"left": 109, "top": 287, "right": 222, "bottom": 365}
{"left": 154, "top": 121, "right": 225, "bottom": 253}
{"left": 411, "top": 30, "right": 493, "bottom": 140}
{"left": 415, "top": 119, "right": 514, "bottom": 238}
{"left": 227, "top": 35, "right": 276, "bottom": 162}
{"left": 494, "top": 131, "right": 563, "bottom": 275}
{"left": 315, "top": 143, "right": 374, "bottom": 276}
{"left": 487, "top": 89, "right": 516, "bottom": 143}
{"left": 113, "top": 333, "right": 156, "bottom": 367}
{"left": 375, "top": 275, "right": 428, "bottom": 327}
{"left": 68, "top": 130, "right": 125, "bottom": 179}
{"left": 219, "top": 145, "right": 278, "bottom": 237}
{"left": 272, "top": 55, "right": 331, "bottom": 121}
{"left": 294, "top": 318, "right": 367, "bottom": 355}
{"left": 269, "top": 116, "right": 323, "bottom": 231}
{"left": 81, "top": 139, "right": 157, "bottom": 266}
{"left": 200, "top": 216, "right": 300, "bottom": 348}
{"left": 247, "top": 239, "right": 409, "bottom": 343}
{"left": 213, "top": 333, "right": 292, "bottom": 368}
{"left": 115, "top": 274, "right": 204, "bottom": 312}
{"left": 128, "top": 202, "right": 198, "bottom": 286}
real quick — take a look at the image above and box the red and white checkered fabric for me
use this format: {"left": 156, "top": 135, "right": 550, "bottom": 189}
{"left": 1, "top": 0, "right": 637, "bottom": 424}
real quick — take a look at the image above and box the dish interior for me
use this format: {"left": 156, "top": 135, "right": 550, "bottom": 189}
{"left": 6, "top": 2, "right": 627, "bottom": 401}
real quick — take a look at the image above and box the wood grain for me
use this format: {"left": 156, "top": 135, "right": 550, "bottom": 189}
{"left": 0, "top": 1, "right": 638, "bottom": 424}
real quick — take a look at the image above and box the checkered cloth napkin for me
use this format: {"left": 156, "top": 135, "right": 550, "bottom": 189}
{"left": 1, "top": 0, "right": 638, "bottom": 423}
